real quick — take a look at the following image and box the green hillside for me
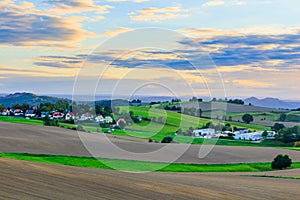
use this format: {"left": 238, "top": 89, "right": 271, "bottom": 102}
{"left": 118, "top": 105, "right": 269, "bottom": 141}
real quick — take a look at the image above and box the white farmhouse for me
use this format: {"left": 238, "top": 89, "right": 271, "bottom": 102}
{"left": 193, "top": 128, "right": 215, "bottom": 138}
{"left": 104, "top": 116, "right": 113, "bottom": 124}
{"left": 233, "top": 132, "right": 263, "bottom": 141}
{"left": 2, "top": 109, "right": 10, "bottom": 116}
{"left": 95, "top": 115, "right": 104, "bottom": 123}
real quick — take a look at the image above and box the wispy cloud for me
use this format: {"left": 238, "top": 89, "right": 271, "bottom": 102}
{"left": 106, "top": 0, "right": 149, "bottom": 2}
{"left": 231, "top": 79, "right": 273, "bottom": 88}
{"left": 202, "top": 0, "right": 247, "bottom": 7}
{"left": 44, "top": 0, "right": 113, "bottom": 15}
{"left": 34, "top": 55, "right": 85, "bottom": 68}
{"left": 102, "top": 27, "right": 133, "bottom": 37}
{"left": 129, "top": 6, "right": 189, "bottom": 22}
{"left": 0, "top": 0, "right": 95, "bottom": 47}
{"left": 202, "top": 0, "right": 225, "bottom": 7}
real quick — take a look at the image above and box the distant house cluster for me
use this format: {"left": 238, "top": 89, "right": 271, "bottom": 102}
{"left": 192, "top": 128, "right": 277, "bottom": 141}
{"left": 0, "top": 107, "right": 118, "bottom": 126}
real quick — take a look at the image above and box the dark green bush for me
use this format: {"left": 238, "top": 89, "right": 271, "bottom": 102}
{"left": 271, "top": 154, "right": 292, "bottom": 170}
{"left": 161, "top": 136, "right": 173, "bottom": 143}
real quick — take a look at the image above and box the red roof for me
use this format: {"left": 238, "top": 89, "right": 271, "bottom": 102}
{"left": 53, "top": 112, "right": 64, "bottom": 117}
{"left": 68, "top": 112, "right": 74, "bottom": 116}
{"left": 82, "top": 113, "right": 90, "bottom": 117}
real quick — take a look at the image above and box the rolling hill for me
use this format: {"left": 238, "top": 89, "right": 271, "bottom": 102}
{"left": 0, "top": 92, "right": 71, "bottom": 107}
{"left": 245, "top": 97, "right": 300, "bottom": 110}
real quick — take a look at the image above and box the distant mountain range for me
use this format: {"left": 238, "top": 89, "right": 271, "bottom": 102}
{"left": 1, "top": 92, "right": 300, "bottom": 110}
{"left": 244, "top": 97, "right": 300, "bottom": 110}
{"left": 0, "top": 92, "right": 71, "bottom": 107}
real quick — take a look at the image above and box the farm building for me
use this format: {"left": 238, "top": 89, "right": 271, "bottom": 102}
{"left": 233, "top": 132, "right": 263, "bottom": 141}
{"left": 53, "top": 112, "right": 64, "bottom": 119}
{"left": 104, "top": 116, "right": 113, "bottom": 124}
{"left": 2, "top": 109, "right": 11, "bottom": 116}
{"left": 193, "top": 128, "right": 216, "bottom": 138}
{"left": 25, "top": 110, "right": 36, "bottom": 118}
{"left": 13, "top": 109, "right": 23, "bottom": 116}
{"left": 65, "top": 112, "right": 74, "bottom": 120}
{"left": 95, "top": 115, "right": 104, "bottom": 123}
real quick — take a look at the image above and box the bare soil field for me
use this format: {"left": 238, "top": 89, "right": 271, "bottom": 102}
{"left": 252, "top": 120, "right": 300, "bottom": 128}
{"left": 248, "top": 168, "right": 300, "bottom": 177}
{"left": 1, "top": 122, "right": 300, "bottom": 164}
{"left": 1, "top": 158, "right": 299, "bottom": 200}
{"left": 182, "top": 102, "right": 276, "bottom": 112}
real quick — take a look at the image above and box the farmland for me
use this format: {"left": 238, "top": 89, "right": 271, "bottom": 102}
{"left": 1, "top": 158, "right": 300, "bottom": 200}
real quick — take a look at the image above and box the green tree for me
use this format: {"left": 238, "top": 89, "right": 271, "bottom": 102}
{"left": 271, "top": 154, "right": 292, "bottom": 170}
{"left": 262, "top": 130, "right": 268, "bottom": 137}
{"left": 242, "top": 114, "right": 254, "bottom": 124}
{"left": 176, "top": 128, "right": 183, "bottom": 135}
{"left": 55, "top": 100, "right": 69, "bottom": 112}
{"left": 12, "top": 103, "right": 21, "bottom": 109}
{"left": 21, "top": 103, "right": 30, "bottom": 112}
{"left": 272, "top": 123, "right": 285, "bottom": 132}
{"left": 279, "top": 113, "right": 287, "bottom": 121}
{"left": 0, "top": 104, "right": 4, "bottom": 112}
{"left": 161, "top": 136, "right": 173, "bottom": 143}
{"left": 43, "top": 115, "right": 58, "bottom": 127}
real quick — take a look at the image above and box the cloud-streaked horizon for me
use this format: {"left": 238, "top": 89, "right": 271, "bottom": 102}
{"left": 1, "top": 0, "right": 300, "bottom": 100}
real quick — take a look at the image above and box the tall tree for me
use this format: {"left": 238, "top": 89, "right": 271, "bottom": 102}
{"left": 242, "top": 114, "right": 254, "bottom": 124}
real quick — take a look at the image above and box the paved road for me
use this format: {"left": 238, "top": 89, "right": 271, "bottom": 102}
{"left": 1, "top": 122, "right": 300, "bottom": 164}
{"left": 1, "top": 158, "right": 299, "bottom": 200}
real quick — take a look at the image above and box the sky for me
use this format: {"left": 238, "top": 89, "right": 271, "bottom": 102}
{"left": 0, "top": 0, "right": 300, "bottom": 100}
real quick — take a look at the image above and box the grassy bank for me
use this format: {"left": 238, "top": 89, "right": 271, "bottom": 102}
{"left": 1, "top": 153, "right": 300, "bottom": 172}
{"left": 0, "top": 116, "right": 43, "bottom": 126}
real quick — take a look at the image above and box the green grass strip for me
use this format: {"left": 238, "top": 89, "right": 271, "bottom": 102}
{"left": 0, "top": 116, "right": 43, "bottom": 126}
{"left": 1, "top": 152, "right": 300, "bottom": 172}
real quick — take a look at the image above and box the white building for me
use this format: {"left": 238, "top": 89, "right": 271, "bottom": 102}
{"left": 13, "top": 109, "right": 23, "bottom": 116}
{"left": 2, "top": 109, "right": 10, "bottom": 116}
{"left": 95, "top": 115, "right": 104, "bottom": 123}
{"left": 65, "top": 112, "right": 74, "bottom": 120}
{"left": 80, "top": 113, "right": 92, "bottom": 121}
{"left": 193, "top": 128, "right": 215, "bottom": 138}
{"left": 233, "top": 132, "right": 263, "bottom": 141}
{"left": 104, "top": 116, "right": 113, "bottom": 124}
{"left": 25, "top": 110, "right": 36, "bottom": 118}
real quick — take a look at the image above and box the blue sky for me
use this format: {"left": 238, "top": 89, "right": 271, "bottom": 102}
{"left": 0, "top": 0, "right": 300, "bottom": 100}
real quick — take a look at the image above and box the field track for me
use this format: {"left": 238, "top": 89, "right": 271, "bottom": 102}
{"left": 1, "top": 122, "right": 300, "bottom": 164}
{"left": 1, "top": 158, "right": 300, "bottom": 200}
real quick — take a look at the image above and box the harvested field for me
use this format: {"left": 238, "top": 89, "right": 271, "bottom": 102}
{"left": 182, "top": 102, "right": 276, "bottom": 112}
{"left": 1, "top": 122, "right": 300, "bottom": 164}
{"left": 1, "top": 158, "right": 299, "bottom": 200}
{"left": 248, "top": 168, "right": 300, "bottom": 178}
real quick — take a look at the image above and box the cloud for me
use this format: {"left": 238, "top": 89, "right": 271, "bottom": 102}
{"left": 129, "top": 6, "right": 189, "bottom": 22}
{"left": 179, "top": 27, "right": 300, "bottom": 70}
{"left": 0, "top": 65, "right": 65, "bottom": 77}
{"left": 0, "top": 0, "right": 95, "bottom": 47}
{"left": 102, "top": 27, "right": 133, "bottom": 37}
{"left": 231, "top": 79, "right": 273, "bottom": 88}
{"left": 202, "top": 0, "right": 225, "bottom": 7}
{"left": 202, "top": 0, "right": 247, "bottom": 7}
{"left": 44, "top": 0, "right": 112, "bottom": 15}
{"left": 33, "top": 55, "right": 85, "bottom": 68}
{"left": 233, "top": 0, "right": 247, "bottom": 6}
{"left": 106, "top": 0, "right": 149, "bottom": 2}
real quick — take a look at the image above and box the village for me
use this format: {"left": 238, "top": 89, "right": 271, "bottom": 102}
{"left": 1, "top": 106, "right": 278, "bottom": 142}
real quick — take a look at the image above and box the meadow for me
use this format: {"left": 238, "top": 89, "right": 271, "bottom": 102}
{"left": 1, "top": 152, "right": 300, "bottom": 173}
